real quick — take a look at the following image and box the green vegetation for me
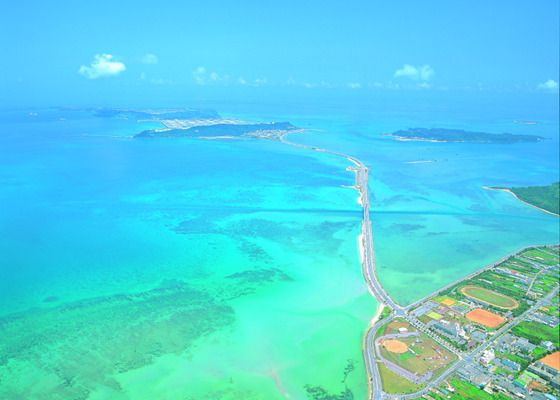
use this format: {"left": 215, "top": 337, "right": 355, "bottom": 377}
{"left": 497, "top": 352, "right": 530, "bottom": 370}
{"left": 503, "top": 258, "right": 538, "bottom": 275}
{"left": 379, "top": 305, "right": 392, "bottom": 321}
{"left": 531, "top": 346, "right": 549, "bottom": 359}
{"left": 429, "top": 378, "right": 515, "bottom": 400}
{"left": 522, "top": 247, "right": 560, "bottom": 265}
{"left": 378, "top": 363, "right": 423, "bottom": 394}
{"left": 508, "top": 182, "right": 560, "bottom": 215}
{"left": 512, "top": 321, "right": 560, "bottom": 348}
{"left": 539, "top": 303, "right": 559, "bottom": 317}
{"left": 390, "top": 128, "right": 544, "bottom": 144}
{"left": 437, "top": 246, "right": 555, "bottom": 318}
{"left": 460, "top": 285, "right": 519, "bottom": 309}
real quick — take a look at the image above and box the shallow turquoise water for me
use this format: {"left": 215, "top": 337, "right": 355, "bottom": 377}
{"left": 231, "top": 96, "right": 560, "bottom": 305}
{"left": 0, "top": 108, "right": 373, "bottom": 399}
{"left": 0, "top": 96, "right": 558, "bottom": 399}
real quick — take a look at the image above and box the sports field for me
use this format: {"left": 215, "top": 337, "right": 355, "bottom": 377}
{"left": 427, "top": 311, "right": 443, "bottom": 320}
{"left": 460, "top": 285, "right": 519, "bottom": 310}
{"left": 466, "top": 308, "right": 505, "bottom": 328}
{"left": 440, "top": 298, "right": 456, "bottom": 306}
{"left": 382, "top": 339, "right": 408, "bottom": 353}
{"left": 379, "top": 333, "right": 456, "bottom": 375}
{"left": 540, "top": 352, "right": 560, "bottom": 371}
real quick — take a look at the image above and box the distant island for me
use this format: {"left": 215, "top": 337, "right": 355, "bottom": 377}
{"left": 485, "top": 182, "right": 560, "bottom": 216}
{"left": 93, "top": 107, "right": 220, "bottom": 120}
{"left": 389, "top": 128, "right": 545, "bottom": 144}
{"left": 135, "top": 121, "right": 300, "bottom": 139}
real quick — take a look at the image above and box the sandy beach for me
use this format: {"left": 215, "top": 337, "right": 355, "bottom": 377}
{"left": 483, "top": 186, "right": 559, "bottom": 217}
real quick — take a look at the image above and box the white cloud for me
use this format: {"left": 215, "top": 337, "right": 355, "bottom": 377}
{"left": 347, "top": 82, "right": 362, "bottom": 89}
{"left": 537, "top": 79, "right": 559, "bottom": 91}
{"left": 193, "top": 67, "right": 265, "bottom": 86}
{"left": 141, "top": 53, "right": 158, "bottom": 64}
{"left": 193, "top": 66, "right": 225, "bottom": 85}
{"left": 394, "top": 64, "right": 434, "bottom": 81}
{"left": 79, "top": 54, "right": 126, "bottom": 79}
{"left": 193, "top": 66, "right": 207, "bottom": 85}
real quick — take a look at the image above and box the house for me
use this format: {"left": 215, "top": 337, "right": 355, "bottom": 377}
{"left": 496, "top": 333, "right": 514, "bottom": 352}
{"left": 494, "top": 357, "right": 521, "bottom": 372}
{"left": 480, "top": 349, "right": 495, "bottom": 365}
{"left": 515, "top": 337, "right": 536, "bottom": 353}
{"left": 471, "top": 330, "right": 487, "bottom": 342}
{"left": 527, "top": 352, "right": 560, "bottom": 389}
{"left": 531, "top": 313, "right": 560, "bottom": 328}
{"left": 541, "top": 340, "right": 556, "bottom": 352}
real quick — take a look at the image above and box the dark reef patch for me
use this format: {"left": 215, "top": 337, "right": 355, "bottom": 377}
{"left": 388, "top": 223, "right": 425, "bottom": 234}
{"left": 43, "top": 295, "right": 59, "bottom": 303}
{"left": 226, "top": 268, "right": 293, "bottom": 283}
{"left": 0, "top": 283, "right": 235, "bottom": 398}
{"left": 305, "top": 385, "right": 354, "bottom": 400}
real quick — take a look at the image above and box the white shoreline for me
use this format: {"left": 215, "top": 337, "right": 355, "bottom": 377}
{"left": 483, "top": 186, "right": 559, "bottom": 217}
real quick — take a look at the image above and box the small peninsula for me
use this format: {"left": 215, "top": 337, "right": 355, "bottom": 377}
{"left": 389, "top": 128, "right": 545, "bottom": 144}
{"left": 486, "top": 182, "right": 560, "bottom": 216}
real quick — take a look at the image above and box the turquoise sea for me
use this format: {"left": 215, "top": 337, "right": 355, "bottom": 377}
{"left": 0, "top": 93, "right": 558, "bottom": 399}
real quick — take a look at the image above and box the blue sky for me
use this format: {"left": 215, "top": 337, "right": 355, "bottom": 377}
{"left": 1, "top": 0, "right": 558, "bottom": 106}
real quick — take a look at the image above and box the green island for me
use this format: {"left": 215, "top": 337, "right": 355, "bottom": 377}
{"left": 490, "top": 182, "right": 560, "bottom": 216}
{"left": 389, "top": 128, "right": 545, "bottom": 144}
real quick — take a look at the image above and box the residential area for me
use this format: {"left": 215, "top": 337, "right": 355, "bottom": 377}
{"left": 372, "top": 245, "right": 559, "bottom": 399}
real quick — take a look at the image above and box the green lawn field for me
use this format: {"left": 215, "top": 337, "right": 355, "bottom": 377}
{"left": 460, "top": 285, "right": 519, "bottom": 309}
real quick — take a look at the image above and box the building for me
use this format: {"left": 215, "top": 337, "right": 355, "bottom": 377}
{"left": 527, "top": 351, "right": 560, "bottom": 390}
{"left": 480, "top": 349, "right": 496, "bottom": 365}
{"left": 494, "top": 357, "right": 521, "bottom": 372}
{"left": 433, "top": 319, "right": 459, "bottom": 337}
{"left": 412, "top": 301, "right": 437, "bottom": 317}
{"left": 515, "top": 337, "right": 537, "bottom": 353}
{"left": 541, "top": 340, "right": 556, "bottom": 352}
{"left": 470, "top": 330, "right": 487, "bottom": 343}
{"left": 531, "top": 313, "right": 560, "bottom": 328}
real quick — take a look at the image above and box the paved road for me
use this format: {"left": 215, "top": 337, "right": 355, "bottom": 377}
{"left": 279, "top": 137, "right": 392, "bottom": 399}
{"left": 278, "top": 134, "right": 559, "bottom": 400}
